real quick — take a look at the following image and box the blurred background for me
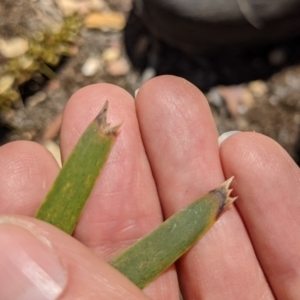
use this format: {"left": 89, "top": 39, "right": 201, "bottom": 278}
{"left": 1, "top": 0, "right": 300, "bottom": 165}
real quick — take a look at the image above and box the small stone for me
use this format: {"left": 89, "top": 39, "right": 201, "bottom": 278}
{"left": 81, "top": 57, "right": 101, "bottom": 77}
{"left": 0, "top": 75, "right": 14, "bottom": 94}
{"left": 89, "top": 0, "right": 105, "bottom": 11}
{"left": 106, "top": 57, "right": 130, "bottom": 76}
{"left": 218, "top": 85, "right": 254, "bottom": 117}
{"left": 68, "top": 45, "right": 79, "bottom": 56}
{"left": 84, "top": 12, "right": 126, "bottom": 31}
{"left": 102, "top": 47, "right": 121, "bottom": 63}
{"left": 269, "top": 95, "right": 280, "bottom": 106}
{"left": 57, "top": 0, "right": 89, "bottom": 15}
{"left": 22, "top": 131, "right": 36, "bottom": 141}
{"left": 236, "top": 117, "right": 249, "bottom": 131}
{"left": 141, "top": 66, "right": 156, "bottom": 84}
{"left": 248, "top": 80, "right": 268, "bottom": 97}
{"left": 207, "top": 88, "right": 224, "bottom": 108}
{"left": 285, "top": 73, "right": 300, "bottom": 89}
{"left": 0, "top": 37, "right": 29, "bottom": 58}
{"left": 26, "top": 91, "right": 47, "bottom": 108}
{"left": 47, "top": 79, "right": 61, "bottom": 90}
{"left": 57, "top": 0, "right": 105, "bottom": 15}
{"left": 206, "top": 88, "right": 228, "bottom": 116}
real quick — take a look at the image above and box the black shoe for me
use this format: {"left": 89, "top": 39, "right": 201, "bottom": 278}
{"left": 124, "top": 0, "right": 300, "bottom": 90}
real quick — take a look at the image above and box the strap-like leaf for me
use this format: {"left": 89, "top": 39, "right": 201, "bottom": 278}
{"left": 35, "top": 101, "right": 119, "bottom": 234}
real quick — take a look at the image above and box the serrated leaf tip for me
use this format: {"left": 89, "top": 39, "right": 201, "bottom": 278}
{"left": 96, "top": 100, "right": 121, "bottom": 136}
{"left": 212, "top": 176, "right": 237, "bottom": 217}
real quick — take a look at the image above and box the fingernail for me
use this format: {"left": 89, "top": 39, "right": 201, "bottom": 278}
{"left": 0, "top": 218, "right": 67, "bottom": 300}
{"left": 134, "top": 88, "right": 139, "bottom": 98}
{"left": 218, "top": 131, "right": 240, "bottom": 146}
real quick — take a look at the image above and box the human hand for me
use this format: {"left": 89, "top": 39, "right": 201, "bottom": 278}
{"left": 0, "top": 76, "right": 299, "bottom": 299}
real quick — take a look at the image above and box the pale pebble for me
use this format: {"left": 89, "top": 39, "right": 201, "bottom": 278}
{"left": 106, "top": 57, "right": 129, "bottom": 76}
{"left": 81, "top": 57, "right": 101, "bottom": 77}
{"left": 102, "top": 47, "right": 121, "bottom": 63}
{"left": 0, "top": 37, "right": 29, "bottom": 58}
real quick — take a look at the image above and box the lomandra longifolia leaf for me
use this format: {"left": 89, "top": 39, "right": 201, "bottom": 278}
{"left": 110, "top": 178, "right": 236, "bottom": 289}
{"left": 35, "top": 101, "right": 119, "bottom": 234}
{"left": 35, "top": 100, "right": 236, "bottom": 289}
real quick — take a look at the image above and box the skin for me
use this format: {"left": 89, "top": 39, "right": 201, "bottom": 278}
{"left": 0, "top": 75, "right": 300, "bottom": 299}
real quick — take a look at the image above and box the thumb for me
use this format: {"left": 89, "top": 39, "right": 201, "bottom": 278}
{"left": 0, "top": 215, "right": 150, "bottom": 300}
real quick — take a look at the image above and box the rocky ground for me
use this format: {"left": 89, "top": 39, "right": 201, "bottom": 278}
{"left": 0, "top": 0, "right": 300, "bottom": 165}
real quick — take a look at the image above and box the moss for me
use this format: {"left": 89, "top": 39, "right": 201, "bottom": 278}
{"left": 0, "top": 14, "right": 82, "bottom": 110}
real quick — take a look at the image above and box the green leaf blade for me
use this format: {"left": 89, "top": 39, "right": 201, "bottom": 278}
{"left": 35, "top": 101, "right": 118, "bottom": 234}
{"left": 110, "top": 178, "right": 236, "bottom": 289}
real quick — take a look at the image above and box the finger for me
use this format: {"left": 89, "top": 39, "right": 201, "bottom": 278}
{"left": 0, "top": 141, "right": 59, "bottom": 215}
{"left": 220, "top": 132, "right": 300, "bottom": 299}
{"left": 136, "top": 76, "right": 273, "bottom": 299}
{"left": 0, "top": 215, "right": 150, "bottom": 300}
{"left": 59, "top": 84, "right": 179, "bottom": 299}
